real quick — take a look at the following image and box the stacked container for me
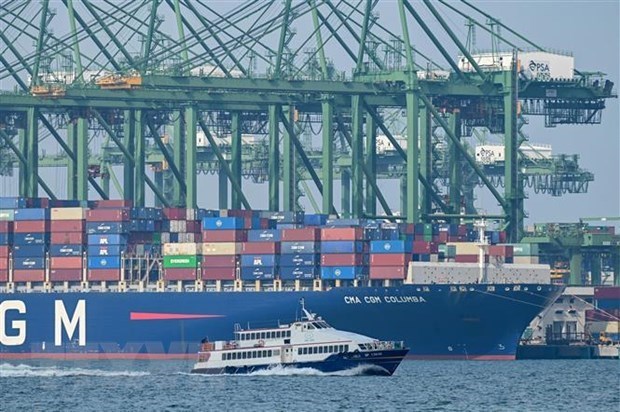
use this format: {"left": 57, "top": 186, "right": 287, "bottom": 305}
{"left": 201, "top": 217, "right": 244, "bottom": 281}
{"left": 86, "top": 206, "right": 130, "bottom": 281}
{"left": 280, "top": 228, "right": 320, "bottom": 281}
{"left": 49, "top": 207, "right": 86, "bottom": 282}
{"left": 13, "top": 207, "right": 49, "bottom": 282}
{"left": 320, "top": 227, "right": 366, "bottom": 280}
{"left": 162, "top": 242, "right": 201, "bottom": 281}
{"left": 369, "top": 239, "right": 410, "bottom": 280}
{"left": 0, "top": 203, "right": 15, "bottom": 282}
{"left": 240, "top": 229, "right": 281, "bottom": 281}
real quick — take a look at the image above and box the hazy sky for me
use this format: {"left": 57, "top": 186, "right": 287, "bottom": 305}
{"left": 0, "top": 1, "right": 617, "bottom": 225}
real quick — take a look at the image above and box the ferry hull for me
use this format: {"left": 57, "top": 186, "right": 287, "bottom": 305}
{"left": 0, "top": 284, "right": 563, "bottom": 360}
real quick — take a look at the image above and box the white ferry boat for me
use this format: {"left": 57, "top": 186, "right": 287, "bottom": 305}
{"left": 190, "top": 300, "right": 409, "bottom": 375}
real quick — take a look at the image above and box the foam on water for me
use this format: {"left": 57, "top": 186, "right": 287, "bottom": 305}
{"left": 0, "top": 363, "right": 150, "bottom": 378}
{"left": 184, "top": 364, "right": 388, "bottom": 377}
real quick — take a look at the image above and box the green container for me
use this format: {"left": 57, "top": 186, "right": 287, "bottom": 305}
{"left": 423, "top": 224, "right": 433, "bottom": 235}
{"left": 152, "top": 233, "right": 162, "bottom": 243}
{"left": 163, "top": 255, "right": 199, "bottom": 268}
{"left": 509, "top": 243, "right": 538, "bottom": 256}
{"left": 0, "top": 209, "right": 14, "bottom": 221}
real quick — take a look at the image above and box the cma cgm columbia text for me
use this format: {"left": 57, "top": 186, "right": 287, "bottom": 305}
{"left": 0, "top": 283, "right": 562, "bottom": 360}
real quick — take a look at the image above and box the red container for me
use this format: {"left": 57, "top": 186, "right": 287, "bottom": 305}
{"left": 0, "top": 258, "right": 8, "bottom": 270}
{"left": 86, "top": 209, "right": 129, "bottom": 222}
{"left": 0, "top": 221, "right": 12, "bottom": 231}
{"left": 14, "top": 269, "right": 45, "bottom": 282}
{"left": 0, "top": 269, "right": 7, "bottom": 282}
{"left": 241, "top": 242, "right": 280, "bottom": 254}
{"left": 321, "top": 254, "right": 364, "bottom": 266}
{"left": 186, "top": 221, "right": 201, "bottom": 233}
{"left": 488, "top": 245, "right": 514, "bottom": 257}
{"left": 50, "top": 269, "right": 83, "bottom": 282}
{"left": 50, "top": 220, "right": 84, "bottom": 232}
{"left": 370, "top": 254, "right": 408, "bottom": 266}
{"left": 594, "top": 287, "right": 620, "bottom": 300}
{"left": 412, "top": 241, "right": 438, "bottom": 254}
{"left": 163, "top": 268, "right": 198, "bottom": 281}
{"left": 162, "top": 208, "right": 186, "bottom": 220}
{"left": 50, "top": 257, "right": 83, "bottom": 269}
{"left": 202, "top": 230, "right": 247, "bottom": 242}
{"left": 91, "top": 199, "right": 133, "bottom": 208}
{"left": 400, "top": 223, "right": 415, "bottom": 235}
{"left": 281, "top": 228, "right": 319, "bottom": 242}
{"left": 455, "top": 255, "right": 489, "bottom": 263}
{"left": 585, "top": 308, "right": 620, "bottom": 322}
{"left": 88, "top": 269, "right": 121, "bottom": 281}
{"left": 202, "top": 256, "right": 238, "bottom": 267}
{"left": 201, "top": 267, "right": 236, "bottom": 280}
{"left": 437, "top": 232, "right": 449, "bottom": 243}
{"left": 369, "top": 266, "right": 406, "bottom": 280}
{"left": 0, "top": 245, "right": 9, "bottom": 258}
{"left": 14, "top": 220, "right": 49, "bottom": 233}
{"left": 320, "top": 228, "right": 363, "bottom": 241}
{"left": 51, "top": 232, "right": 85, "bottom": 244}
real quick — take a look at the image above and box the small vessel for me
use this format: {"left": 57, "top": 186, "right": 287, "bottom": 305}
{"left": 190, "top": 299, "right": 409, "bottom": 375}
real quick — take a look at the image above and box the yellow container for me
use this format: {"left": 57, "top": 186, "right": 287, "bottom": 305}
{"left": 202, "top": 242, "right": 242, "bottom": 255}
{"left": 163, "top": 242, "right": 202, "bottom": 256}
{"left": 50, "top": 207, "right": 86, "bottom": 220}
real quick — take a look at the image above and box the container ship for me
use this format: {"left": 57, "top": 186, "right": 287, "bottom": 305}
{"left": 0, "top": 197, "right": 562, "bottom": 360}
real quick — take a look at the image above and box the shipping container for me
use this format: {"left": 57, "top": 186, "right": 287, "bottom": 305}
{"left": 321, "top": 254, "right": 365, "bottom": 266}
{"left": 412, "top": 241, "right": 439, "bottom": 254}
{"left": 13, "top": 220, "right": 49, "bottom": 233}
{"left": 0, "top": 197, "right": 27, "bottom": 209}
{"left": 320, "top": 266, "right": 365, "bottom": 280}
{"left": 201, "top": 267, "right": 236, "bottom": 281}
{"left": 50, "top": 257, "right": 83, "bottom": 269}
{"left": 369, "top": 240, "right": 407, "bottom": 254}
{"left": 50, "top": 220, "right": 85, "bottom": 232}
{"left": 202, "top": 242, "right": 242, "bottom": 255}
{"left": 281, "top": 228, "right": 319, "bottom": 242}
{"left": 240, "top": 242, "right": 279, "bottom": 255}
{"left": 13, "top": 257, "right": 45, "bottom": 270}
{"left": 279, "top": 253, "right": 318, "bottom": 267}
{"left": 86, "top": 208, "right": 130, "bottom": 222}
{"left": 280, "top": 241, "right": 318, "bottom": 254}
{"left": 14, "top": 208, "right": 49, "bottom": 221}
{"left": 0, "top": 209, "right": 15, "bottom": 221}
{"left": 0, "top": 233, "right": 13, "bottom": 245}
{"left": 87, "top": 256, "right": 122, "bottom": 269}
{"left": 201, "top": 230, "right": 247, "bottom": 243}
{"left": 0, "top": 258, "right": 8, "bottom": 270}
{"left": 247, "top": 230, "right": 282, "bottom": 242}
{"left": 594, "top": 287, "right": 620, "bottom": 300}
{"left": 369, "top": 266, "right": 406, "bottom": 280}
{"left": 0, "top": 245, "right": 9, "bottom": 257}
{"left": 12, "top": 244, "right": 47, "bottom": 257}
{"left": 50, "top": 207, "right": 86, "bottom": 220}
{"left": 0, "top": 269, "right": 8, "bottom": 282}
{"left": 303, "top": 214, "right": 328, "bottom": 226}
{"left": 279, "top": 266, "right": 318, "bottom": 280}
{"left": 85, "top": 222, "right": 129, "bottom": 234}
{"left": 163, "top": 268, "right": 198, "bottom": 281}
{"left": 12, "top": 232, "right": 48, "bottom": 245}
{"left": 162, "top": 242, "right": 202, "bottom": 255}
{"left": 91, "top": 199, "right": 133, "bottom": 209}
{"left": 370, "top": 254, "right": 408, "bottom": 266}
{"left": 49, "top": 244, "right": 84, "bottom": 257}
{"left": 51, "top": 232, "right": 84, "bottom": 244}
{"left": 240, "top": 254, "right": 277, "bottom": 267}
{"left": 163, "top": 255, "right": 199, "bottom": 268}
{"left": 202, "top": 217, "right": 244, "bottom": 230}
{"left": 87, "top": 245, "right": 126, "bottom": 256}
{"left": 201, "top": 255, "right": 238, "bottom": 267}
{"left": 447, "top": 242, "right": 480, "bottom": 255}
{"left": 0, "top": 221, "right": 12, "bottom": 231}
{"left": 320, "top": 241, "right": 365, "bottom": 254}
{"left": 87, "top": 269, "right": 121, "bottom": 281}
{"left": 488, "top": 245, "right": 514, "bottom": 257}
{"left": 508, "top": 243, "right": 539, "bottom": 256}
{"left": 240, "top": 266, "right": 276, "bottom": 280}
{"left": 49, "top": 268, "right": 82, "bottom": 282}
{"left": 13, "top": 269, "right": 45, "bottom": 282}
{"left": 320, "top": 227, "right": 364, "bottom": 241}
{"left": 87, "top": 234, "right": 128, "bottom": 245}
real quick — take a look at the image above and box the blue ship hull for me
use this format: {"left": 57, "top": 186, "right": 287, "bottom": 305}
{"left": 0, "top": 284, "right": 563, "bottom": 360}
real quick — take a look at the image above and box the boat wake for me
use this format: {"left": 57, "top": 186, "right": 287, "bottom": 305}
{"left": 249, "top": 364, "right": 388, "bottom": 377}
{"left": 0, "top": 363, "right": 150, "bottom": 378}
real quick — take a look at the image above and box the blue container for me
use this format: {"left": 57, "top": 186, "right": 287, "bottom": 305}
{"left": 13, "top": 208, "right": 49, "bottom": 221}
{"left": 202, "top": 217, "right": 244, "bottom": 230}
{"left": 259, "top": 211, "right": 304, "bottom": 224}
{"left": 370, "top": 240, "right": 407, "bottom": 254}
{"left": 87, "top": 234, "right": 128, "bottom": 246}
{"left": 0, "top": 197, "right": 27, "bottom": 209}
{"left": 240, "top": 266, "right": 276, "bottom": 280}
{"left": 12, "top": 244, "right": 46, "bottom": 257}
{"left": 325, "top": 218, "right": 367, "bottom": 227}
{"left": 412, "top": 253, "right": 431, "bottom": 262}
{"left": 279, "top": 266, "right": 318, "bottom": 280}
{"left": 0, "top": 233, "right": 12, "bottom": 245}
{"left": 86, "top": 222, "right": 129, "bottom": 234}
{"left": 13, "top": 232, "right": 48, "bottom": 245}
{"left": 279, "top": 254, "right": 318, "bottom": 267}
{"left": 88, "top": 245, "right": 126, "bottom": 256}
{"left": 240, "top": 254, "right": 278, "bottom": 267}
{"left": 303, "top": 214, "right": 328, "bottom": 226}
{"left": 247, "top": 230, "right": 282, "bottom": 242}
{"left": 49, "top": 244, "right": 84, "bottom": 257}
{"left": 380, "top": 228, "right": 400, "bottom": 241}
{"left": 320, "top": 266, "right": 365, "bottom": 280}
{"left": 87, "top": 256, "right": 122, "bottom": 269}
{"left": 280, "top": 241, "right": 319, "bottom": 254}
{"left": 320, "top": 241, "right": 365, "bottom": 254}
{"left": 196, "top": 209, "right": 218, "bottom": 220}
{"left": 13, "top": 257, "right": 45, "bottom": 270}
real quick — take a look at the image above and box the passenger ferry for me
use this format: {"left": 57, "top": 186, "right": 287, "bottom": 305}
{"left": 190, "top": 300, "right": 409, "bottom": 375}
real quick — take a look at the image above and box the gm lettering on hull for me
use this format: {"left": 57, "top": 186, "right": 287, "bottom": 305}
{"left": 0, "top": 300, "right": 86, "bottom": 347}
{"left": 344, "top": 296, "right": 427, "bottom": 304}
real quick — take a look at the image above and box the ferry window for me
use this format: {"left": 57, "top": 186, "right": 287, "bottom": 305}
{"left": 307, "top": 323, "right": 315, "bottom": 330}
{"left": 250, "top": 333, "right": 255, "bottom": 340}
{"left": 260, "top": 332, "right": 265, "bottom": 340}
{"left": 273, "top": 350, "right": 280, "bottom": 356}
{"left": 284, "top": 339, "right": 291, "bottom": 344}
{"left": 345, "top": 345, "right": 349, "bottom": 352}
{"left": 232, "top": 353, "right": 236, "bottom": 360}
{"left": 298, "top": 348, "right": 302, "bottom": 355}
{"left": 242, "top": 352, "right": 247, "bottom": 359}
{"left": 263, "top": 350, "right": 268, "bottom": 357}
{"left": 318, "top": 346, "right": 323, "bottom": 354}
{"left": 268, "top": 350, "right": 272, "bottom": 357}
{"left": 302, "top": 348, "right": 307, "bottom": 355}
{"left": 286, "top": 331, "right": 291, "bottom": 337}
{"left": 252, "top": 351, "right": 257, "bottom": 358}
{"left": 328, "top": 345, "right": 333, "bottom": 353}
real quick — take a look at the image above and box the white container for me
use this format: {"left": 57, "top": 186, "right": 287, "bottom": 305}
{"left": 202, "top": 242, "right": 242, "bottom": 255}
{"left": 163, "top": 242, "right": 201, "bottom": 256}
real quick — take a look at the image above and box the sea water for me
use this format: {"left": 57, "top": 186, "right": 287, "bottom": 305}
{"left": 1, "top": 360, "right": 618, "bottom": 411}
